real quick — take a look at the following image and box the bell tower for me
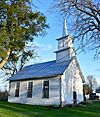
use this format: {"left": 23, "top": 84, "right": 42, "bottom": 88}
{"left": 55, "top": 17, "right": 75, "bottom": 62}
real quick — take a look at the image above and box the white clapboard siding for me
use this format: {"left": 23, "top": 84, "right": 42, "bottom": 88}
{"left": 61, "top": 59, "right": 83, "bottom": 106}
{"left": 8, "top": 77, "right": 61, "bottom": 105}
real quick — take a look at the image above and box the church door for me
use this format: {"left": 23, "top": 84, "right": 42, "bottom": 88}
{"left": 73, "top": 91, "right": 77, "bottom": 104}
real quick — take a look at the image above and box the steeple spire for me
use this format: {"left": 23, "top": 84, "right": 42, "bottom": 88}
{"left": 62, "top": 17, "right": 68, "bottom": 37}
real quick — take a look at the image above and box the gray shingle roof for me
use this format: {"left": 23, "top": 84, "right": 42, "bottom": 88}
{"left": 10, "top": 59, "right": 72, "bottom": 81}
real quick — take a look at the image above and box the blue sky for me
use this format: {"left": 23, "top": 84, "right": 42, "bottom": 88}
{"left": 33, "top": 0, "right": 100, "bottom": 84}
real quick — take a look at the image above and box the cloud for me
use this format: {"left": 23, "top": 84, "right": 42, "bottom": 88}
{"left": 35, "top": 42, "right": 53, "bottom": 51}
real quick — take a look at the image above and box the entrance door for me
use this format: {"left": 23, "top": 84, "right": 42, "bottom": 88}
{"left": 73, "top": 91, "right": 77, "bottom": 104}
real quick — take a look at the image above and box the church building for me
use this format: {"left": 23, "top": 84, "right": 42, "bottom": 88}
{"left": 8, "top": 18, "right": 85, "bottom": 106}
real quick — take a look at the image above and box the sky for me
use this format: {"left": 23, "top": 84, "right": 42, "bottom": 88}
{"left": 33, "top": 0, "right": 100, "bottom": 84}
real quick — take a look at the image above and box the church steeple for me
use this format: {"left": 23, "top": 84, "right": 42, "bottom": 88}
{"left": 55, "top": 17, "right": 75, "bottom": 62}
{"left": 62, "top": 17, "right": 68, "bottom": 37}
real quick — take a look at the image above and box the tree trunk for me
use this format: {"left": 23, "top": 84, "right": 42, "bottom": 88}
{"left": 0, "top": 48, "right": 11, "bottom": 69}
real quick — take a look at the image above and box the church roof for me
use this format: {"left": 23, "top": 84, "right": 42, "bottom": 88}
{"left": 10, "top": 59, "right": 72, "bottom": 81}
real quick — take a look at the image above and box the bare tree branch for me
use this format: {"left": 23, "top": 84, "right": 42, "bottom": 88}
{"left": 52, "top": 0, "right": 100, "bottom": 59}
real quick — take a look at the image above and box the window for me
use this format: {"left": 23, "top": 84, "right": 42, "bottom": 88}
{"left": 15, "top": 82, "right": 20, "bottom": 97}
{"left": 59, "top": 40, "right": 64, "bottom": 48}
{"left": 8, "top": 83, "right": 11, "bottom": 96}
{"left": 43, "top": 81, "right": 49, "bottom": 98}
{"left": 27, "top": 82, "right": 33, "bottom": 98}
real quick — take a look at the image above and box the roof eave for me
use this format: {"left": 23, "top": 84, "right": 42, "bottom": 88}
{"left": 56, "top": 35, "right": 69, "bottom": 40}
{"left": 54, "top": 47, "right": 69, "bottom": 53}
{"left": 10, "top": 75, "right": 62, "bottom": 82}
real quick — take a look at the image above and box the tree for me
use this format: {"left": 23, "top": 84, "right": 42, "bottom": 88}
{"left": 1, "top": 42, "right": 38, "bottom": 77}
{"left": 87, "top": 75, "right": 98, "bottom": 93}
{"left": 0, "top": 0, "right": 48, "bottom": 69}
{"left": 52, "top": 0, "right": 100, "bottom": 59}
{"left": 0, "top": 43, "right": 37, "bottom": 90}
{"left": 83, "top": 83, "right": 90, "bottom": 95}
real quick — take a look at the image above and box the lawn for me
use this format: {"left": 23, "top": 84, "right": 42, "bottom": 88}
{"left": 0, "top": 101, "right": 100, "bottom": 117}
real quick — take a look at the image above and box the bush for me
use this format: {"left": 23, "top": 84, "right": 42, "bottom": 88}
{"left": 0, "top": 90, "right": 8, "bottom": 101}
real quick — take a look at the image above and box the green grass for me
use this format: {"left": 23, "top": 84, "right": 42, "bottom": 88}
{"left": 0, "top": 101, "right": 100, "bottom": 117}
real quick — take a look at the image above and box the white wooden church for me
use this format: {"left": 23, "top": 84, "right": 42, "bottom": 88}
{"left": 8, "top": 18, "right": 85, "bottom": 106}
